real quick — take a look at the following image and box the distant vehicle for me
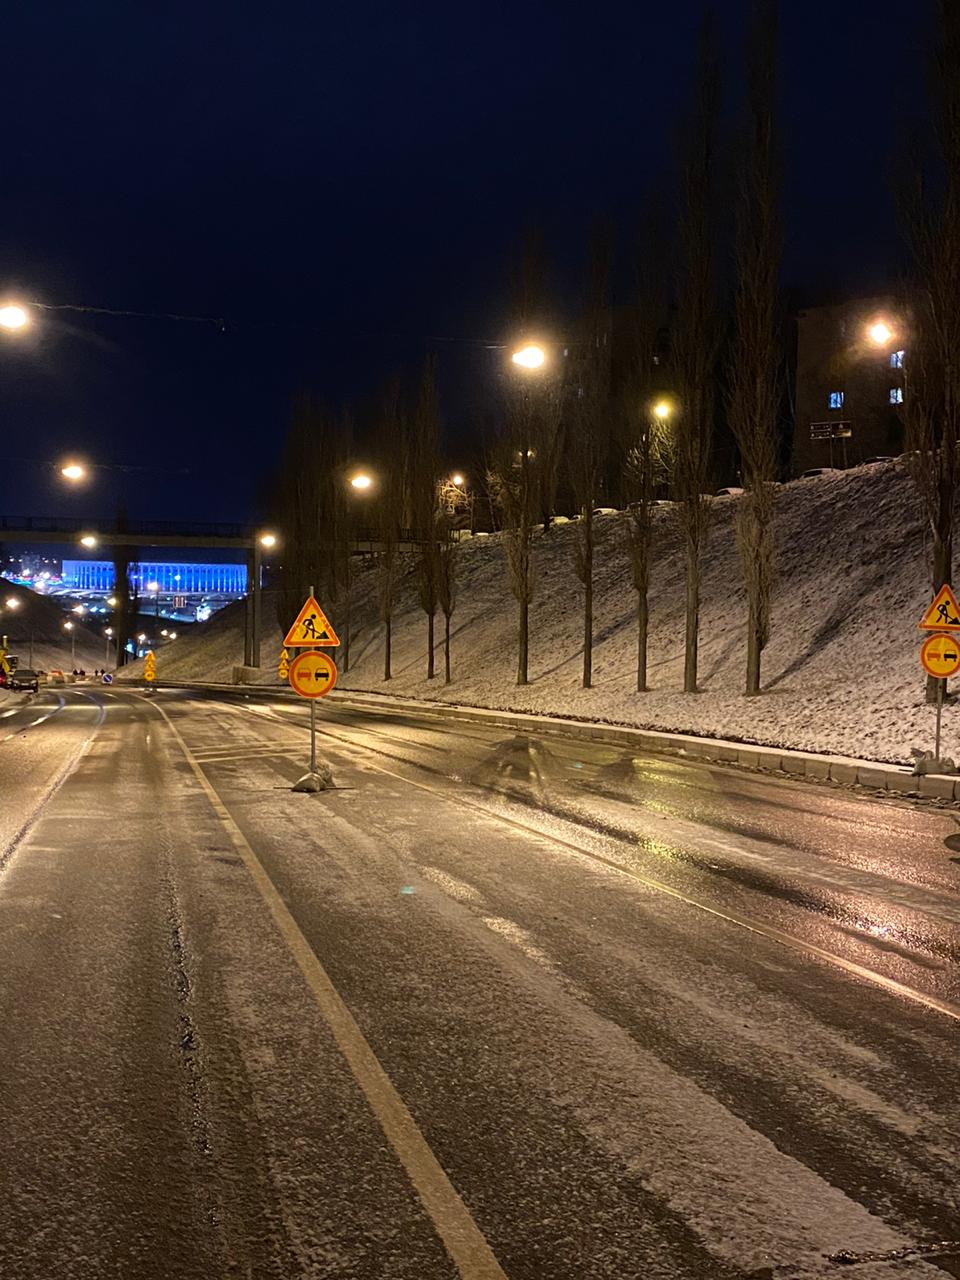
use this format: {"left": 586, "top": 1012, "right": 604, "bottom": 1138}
{"left": 49, "top": 669, "right": 65, "bottom": 685}
{"left": 9, "top": 668, "right": 39, "bottom": 693}
{"left": 715, "top": 486, "right": 744, "bottom": 497}
{"left": 799, "top": 467, "right": 839, "bottom": 480}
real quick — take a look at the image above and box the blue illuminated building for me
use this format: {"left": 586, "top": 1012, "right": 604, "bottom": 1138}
{"left": 61, "top": 561, "right": 248, "bottom": 594}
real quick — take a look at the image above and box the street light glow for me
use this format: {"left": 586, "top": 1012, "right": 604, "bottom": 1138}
{"left": 0, "top": 304, "right": 28, "bottom": 331}
{"left": 146, "top": 581, "right": 159, "bottom": 593}
{"left": 137, "top": 633, "right": 147, "bottom": 643}
{"left": 5, "top": 596, "right": 20, "bottom": 610}
{"left": 511, "top": 343, "right": 546, "bottom": 370}
{"left": 259, "top": 532, "right": 277, "bottom": 548}
{"left": 653, "top": 401, "right": 672, "bottom": 420}
{"left": 169, "top": 631, "right": 177, "bottom": 640}
{"left": 106, "top": 596, "right": 118, "bottom": 608}
{"left": 79, "top": 534, "right": 98, "bottom": 548}
{"left": 868, "top": 321, "right": 894, "bottom": 347}
{"left": 350, "top": 473, "right": 373, "bottom": 491}
{"left": 452, "top": 473, "right": 465, "bottom": 487}
{"left": 72, "top": 604, "right": 86, "bottom": 615}
{"left": 61, "top": 462, "right": 86, "bottom": 482}
{"left": 104, "top": 627, "right": 113, "bottom": 637}
{"left": 63, "top": 621, "right": 74, "bottom": 631}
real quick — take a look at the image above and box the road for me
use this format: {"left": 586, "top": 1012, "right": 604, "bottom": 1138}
{"left": 1, "top": 684, "right": 959, "bottom": 1279}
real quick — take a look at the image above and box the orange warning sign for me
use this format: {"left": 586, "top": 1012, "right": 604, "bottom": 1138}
{"left": 920, "top": 632, "right": 960, "bottom": 679}
{"left": 288, "top": 650, "right": 338, "bottom": 698}
{"left": 918, "top": 584, "right": 960, "bottom": 631}
{"left": 283, "top": 596, "right": 340, "bottom": 647}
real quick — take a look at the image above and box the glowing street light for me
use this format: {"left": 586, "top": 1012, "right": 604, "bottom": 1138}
{"left": 0, "top": 304, "right": 28, "bottom": 331}
{"left": 79, "top": 534, "right": 98, "bottom": 549}
{"left": 451, "top": 473, "right": 465, "bottom": 487}
{"left": 259, "top": 532, "right": 277, "bottom": 549}
{"left": 72, "top": 603, "right": 86, "bottom": 615}
{"left": 868, "top": 320, "right": 895, "bottom": 347}
{"left": 137, "top": 632, "right": 147, "bottom": 644}
{"left": 350, "top": 472, "right": 373, "bottom": 492}
{"left": 63, "top": 619, "right": 76, "bottom": 664}
{"left": 60, "top": 462, "right": 86, "bottom": 483}
{"left": 104, "top": 627, "right": 114, "bottom": 637}
{"left": 511, "top": 343, "right": 546, "bottom": 370}
{"left": 168, "top": 631, "right": 177, "bottom": 640}
{"left": 4, "top": 596, "right": 20, "bottom": 611}
{"left": 653, "top": 400, "right": 673, "bottom": 421}
{"left": 106, "top": 595, "right": 118, "bottom": 608}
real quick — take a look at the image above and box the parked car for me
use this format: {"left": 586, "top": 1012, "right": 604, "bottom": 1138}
{"left": 9, "top": 668, "right": 39, "bottom": 693}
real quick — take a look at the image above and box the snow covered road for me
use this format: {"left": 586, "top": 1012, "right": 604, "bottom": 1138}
{"left": 1, "top": 687, "right": 959, "bottom": 1278}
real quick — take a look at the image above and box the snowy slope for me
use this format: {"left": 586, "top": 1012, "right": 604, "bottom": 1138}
{"left": 0, "top": 580, "right": 109, "bottom": 671}
{"left": 120, "top": 460, "right": 947, "bottom": 764}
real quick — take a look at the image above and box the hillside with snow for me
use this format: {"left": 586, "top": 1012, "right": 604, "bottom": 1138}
{"left": 0, "top": 581, "right": 109, "bottom": 672}
{"left": 120, "top": 460, "right": 947, "bottom": 764}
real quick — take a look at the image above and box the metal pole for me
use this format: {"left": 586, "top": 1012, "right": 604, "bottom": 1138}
{"left": 309, "top": 582, "right": 317, "bottom": 773}
{"left": 243, "top": 551, "right": 253, "bottom": 667}
{"left": 936, "top": 677, "right": 945, "bottom": 762}
{"left": 28, "top": 632, "right": 33, "bottom": 668}
{"left": 252, "top": 540, "right": 262, "bottom": 669}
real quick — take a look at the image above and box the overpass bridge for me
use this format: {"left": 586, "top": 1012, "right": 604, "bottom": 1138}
{"left": 0, "top": 516, "right": 437, "bottom": 667}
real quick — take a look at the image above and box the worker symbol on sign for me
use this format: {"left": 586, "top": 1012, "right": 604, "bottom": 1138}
{"left": 919, "top": 584, "right": 960, "bottom": 631}
{"left": 283, "top": 595, "right": 341, "bottom": 647}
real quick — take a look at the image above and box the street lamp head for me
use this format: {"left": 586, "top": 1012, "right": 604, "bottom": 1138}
{"left": 451, "top": 473, "right": 465, "bottom": 487}
{"left": 868, "top": 320, "right": 895, "bottom": 347}
{"left": 160, "top": 629, "right": 168, "bottom": 637}
{"left": 350, "top": 472, "right": 373, "bottom": 492}
{"left": 63, "top": 621, "right": 74, "bottom": 631}
{"left": 168, "top": 631, "right": 177, "bottom": 640}
{"left": 104, "top": 627, "right": 113, "bottom": 637}
{"left": 60, "top": 462, "right": 86, "bottom": 482}
{"left": 137, "top": 632, "right": 147, "bottom": 643}
{"left": 0, "top": 303, "right": 28, "bottom": 331}
{"left": 106, "top": 595, "right": 118, "bottom": 608}
{"left": 5, "top": 596, "right": 20, "bottom": 610}
{"left": 511, "top": 343, "right": 546, "bottom": 371}
{"left": 79, "top": 534, "right": 98, "bottom": 549}
{"left": 653, "top": 400, "right": 673, "bottom": 421}
{"left": 259, "top": 532, "right": 278, "bottom": 549}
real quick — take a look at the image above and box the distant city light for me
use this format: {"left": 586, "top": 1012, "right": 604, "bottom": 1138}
{"left": 168, "top": 631, "right": 177, "bottom": 640}
{"left": 137, "top": 633, "right": 147, "bottom": 643}
{"left": 72, "top": 604, "right": 86, "bottom": 615}
{"left": 146, "top": 581, "right": 159, "bottom": 593}
{"left": 160, "top": 629, "right": 168, "bottom": 637}
{"left": 511, "top": 343, "right": 546, "bottom": 370}
{"left": 106, "top": 596, "right": 118, "bottom": 607}
{"left": 0, "top": 304, "right": 28, "bottom": 331}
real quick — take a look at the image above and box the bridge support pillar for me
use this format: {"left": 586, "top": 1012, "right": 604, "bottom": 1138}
{"left": 252, "top": 541, "right": 262, "bottom": 669}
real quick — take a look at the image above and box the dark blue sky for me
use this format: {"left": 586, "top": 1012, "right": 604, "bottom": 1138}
{"left": 0, "top": 1, "right": 927, "bottom": 524}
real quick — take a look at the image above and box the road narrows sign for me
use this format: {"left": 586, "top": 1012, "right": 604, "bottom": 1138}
{"left": 920, "top": 632, "right": 960, "bottom": 679}
{"left": 283, "top": 596, "right": 341, "bottom": 648}
{"left": 144, "top": 651, "right": 157, "bottom": 683}
{"left": 918, "top": 584, "right": 960, "bottom": 631}
{"left": 288, "top": 650, "right": 338, "bottom": 698}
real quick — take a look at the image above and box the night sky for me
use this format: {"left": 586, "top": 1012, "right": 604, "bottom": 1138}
{"left": 0, "top": 1, "right": 928, "bottom": 526}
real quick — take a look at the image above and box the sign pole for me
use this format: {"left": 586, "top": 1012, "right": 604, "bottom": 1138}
{"left": 286, "top": 583, "right": 338, "bottom": 793}
{"left": 936, "top": 677, "right": 944, "bottom": 762}
{"left": 309, "top": 582, "right": 317, "bottom": 775}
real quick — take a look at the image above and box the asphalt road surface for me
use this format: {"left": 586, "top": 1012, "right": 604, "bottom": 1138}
{"left": 2, "top": 684, "right": 960, "bottom": 1279}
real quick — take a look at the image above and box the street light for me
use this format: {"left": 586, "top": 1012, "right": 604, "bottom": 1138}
{"left": 79, "top": 534, "right": 98, "bottom": 549}
{"left": 350, "top": 472, "right": 373, "bottom": 491}
{"left": 0, "top": 304, "right": 28, "bottom": 331}
{"left": 106, "top": 595, "right": 117, "bottom": 608}
{"left": 451, "top": 473, "right": 465, "bottom": 487}
{"left": 60, "top": 461, "right": 87, "bottom": 483}
{"left": 4, "top": 596, "right": 20, "bottom": 611}
{"left": 72, "top": 603, "right": 86, "bottom": 615}
{"left": 258, "top": 532, "right": 278, "bottom": 549}
{"left": 168, "top": 631, "right": 177, "bottom": 640}
{"left": 511, "top": 343, "right": 546, "bottom": 370}
{"left": 103, "top": 626, "right": 113, "bottom": 664}
{"left": 867, "top": 320, "right": 895, "bottom": 347}
{"left": 653, "top": 400, "right": 673, "bottom": 421}
{"left": 64, "top": 620, "right": 76, "bottom": 665}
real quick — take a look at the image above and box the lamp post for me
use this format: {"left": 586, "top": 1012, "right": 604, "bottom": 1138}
{"left": 103, "top": 627, "right": 113, "bottom": 666}
{"left": 508, "top": 342, "right": 548, "bottom": 685}
{"left": 342, "top": 475, "right": 376, "bottom": 673}
{"left": 63, "top": 620, "right": 76, "bottom": 666}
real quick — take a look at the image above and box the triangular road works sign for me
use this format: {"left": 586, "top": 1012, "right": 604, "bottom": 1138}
{"left": 918, "top": 584, "right": 960, "bottom": 631}
{"left": 283, "top": 596, "right": 341, "bottom": 647}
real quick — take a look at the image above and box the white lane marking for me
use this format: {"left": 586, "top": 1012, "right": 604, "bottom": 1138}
{"left": 149, "top": 698, "right": 509, "bottom": 1280}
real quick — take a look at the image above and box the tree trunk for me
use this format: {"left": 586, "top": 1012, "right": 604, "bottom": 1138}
{"left": 684, "top": 544, "right": 699, "bottom": 693}
{"left": 444, "top": 613, "right": 451, "bottom": 684}
{"left": 637, "top": 591, "right": 648, "bottom": 693}
{"left": 343, "top": 590, "right": 351, "bottom": 674}
{"left": 383, "top": 614, "right": 392, "bottom": 681}
{"left": 427, "top": 612, "right": 435, "bottom": 680}
{"left": 581, "top": 507, "right": 594, "bottom": 689}
{"left": 745, "top": 600, "right": 761, "bottom": 696}
{"left": 517, "top": 598, "right": 529, "bottom": 685}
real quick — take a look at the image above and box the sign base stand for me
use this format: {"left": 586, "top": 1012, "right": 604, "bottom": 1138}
{"left": 292, "top": 762, "right": 333, "bottom": 793}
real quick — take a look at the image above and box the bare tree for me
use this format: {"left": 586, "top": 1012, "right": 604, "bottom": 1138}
{"left": 728, "top": 0, "right": 781, "bottom": 696}
{"left": 673, "top": 10, "right": 721, "bottom": 693}
{"left": 898, "top": 1, "right": 960, "bottom": 702}
{"left": 410, "top": 359, "right": 442, "bottom": 679}
{"left": 437, "top": 524, "right": 458, "bottom": 684}
{"left": 374, "top": 380, "right": 405, "bottom": 681}
{"left": 568, "top": 226, "right": 613, "bottom": 688}
{"left": 273, "top": 393, "right": 326, "bottom": 632}
{"left": 622, "top": 207, "right": 673, "bottom": 691}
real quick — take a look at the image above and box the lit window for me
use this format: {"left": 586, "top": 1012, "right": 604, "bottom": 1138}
{"left": 891, "top": 350, "right": 905, "bottom": 368}
{"left": 889, "top": 387, "right": 904, "bottom": 405}
{"left": 829, "top": 391, "right": 844, "bottom": 409}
